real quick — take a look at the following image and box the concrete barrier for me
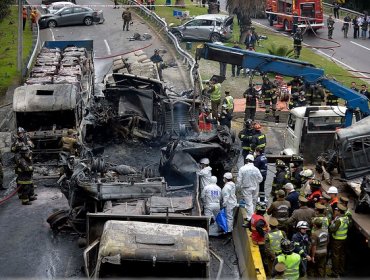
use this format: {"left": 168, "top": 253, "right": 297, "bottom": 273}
{"left": 233, "top": 207, "right": 267, "bottom": 280}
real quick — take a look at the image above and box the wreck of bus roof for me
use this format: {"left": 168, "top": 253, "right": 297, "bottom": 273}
{"left": 13, "top": 84, "right": 78, "bottom": 112}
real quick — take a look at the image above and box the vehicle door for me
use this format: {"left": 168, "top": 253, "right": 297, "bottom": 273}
{"left": 72, "top": 7, "right": 89, "bottom": 25}
{"left": 222, "top": 16, "right": 234, "bottom": 39}
{"left": 181, "top": 19, "right": 203, "bottom": 40}
{"left": 57, "top": 7, "right": 74, "bottom": 26}
{"left": 196, "top": 19, "right": 216, "bottom": 40}
{"left": 283, "top": 113, "right": 301, "bottom": 155}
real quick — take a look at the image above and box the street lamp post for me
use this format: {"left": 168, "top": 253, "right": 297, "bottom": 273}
{"left": 17, "top": 0, "right": 23, "bottom": 73}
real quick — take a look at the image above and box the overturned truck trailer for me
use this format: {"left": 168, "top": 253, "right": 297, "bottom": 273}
{"left": 13, "top": 40, "right": 94, "bottom": 154}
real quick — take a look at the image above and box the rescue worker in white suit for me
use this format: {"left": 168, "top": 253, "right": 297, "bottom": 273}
{"left": 201, "top": 176, "right": 222, "bottom": 221}
{"left": 197, "top": 158, "right": 213, "bottom": 192}
{"left": 222, "top": 172, "right": 238, "bottom": 232}
{"left": 237, "top": 154, "right": 263, "bottom": 221}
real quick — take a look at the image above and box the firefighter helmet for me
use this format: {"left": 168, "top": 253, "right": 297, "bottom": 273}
{"left": 255, "top": 201, "right": 267, "bottom": 213}
{"left": 296, "top": 221, "right": 310, "bottom": 229}
{"left": 281, "top": 239, "right": 294, "bottom": 254}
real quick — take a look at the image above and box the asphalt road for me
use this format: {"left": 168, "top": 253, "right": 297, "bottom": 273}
{"left": 218, "top": 0, "right": 370, "bottom": 80}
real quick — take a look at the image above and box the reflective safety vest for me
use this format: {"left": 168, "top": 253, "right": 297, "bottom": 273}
{"left": 267, "top": 230, "right": 284, "bottom": 255}
{"left": 224, "top": 95, "right": 234, "bottom": 110}
{"left": 312, "top": 216, "right": 329, "bottom": 232}
{"left": 332, "top": 216, "right": 349, "bottom": 240}
{"left": 251, "top": 213, "right": 268, "bottom": 244}
{"left": 210, "top": 83, "right": 221, "bottom": 101}
{"left": 315, "top": 230, "right": 329, "bottom": 254}
{"left": 277, "top": 253, "right": 301, "bottom": 280}
{"left": 308, "top": 189, "right": 322, "bottom": 202}
{"left": 330, "top": 197, "right": 339, "bottom": 207}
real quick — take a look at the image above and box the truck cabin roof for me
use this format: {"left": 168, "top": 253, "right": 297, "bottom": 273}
{"left": 290, "top": 106, "right": 346, "bottom": 118}
{"left": 98, "top": 220, "right": 209, "bottom": 264}
{"left": 13, "top": 84, "right": 78, "bottom": 112}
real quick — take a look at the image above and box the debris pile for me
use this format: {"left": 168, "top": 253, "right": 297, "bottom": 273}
{"left": 111, "top": 50, "right": 159, "bottom": 80}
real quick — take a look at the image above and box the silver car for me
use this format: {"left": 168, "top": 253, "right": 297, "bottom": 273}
{"left": 39, "top": 5, "right": 104, "bottom": 29}
{"left": 41, "top": 1, "right": 76, "bottom": 14}
{"left": 170, "top": 14, "right": 233, "bottom": 42}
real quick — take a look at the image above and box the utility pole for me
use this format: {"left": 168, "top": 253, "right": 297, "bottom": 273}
{"left": 17, "top": 0, "right": 23, "bottom": 73}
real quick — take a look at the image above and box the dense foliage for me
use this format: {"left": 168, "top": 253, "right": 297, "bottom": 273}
{"left": 0, "top": 0, "right": 13, "bottom": 20}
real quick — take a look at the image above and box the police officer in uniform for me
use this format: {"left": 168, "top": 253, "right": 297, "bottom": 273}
{"left": 238, "top": 119, "right": 255, "bottom": 158}
{"left": 328, "top": 203, "right": 351, "bottom": 277}
{"left": 122, "top": 8, "right": 132, "bottom": 31}
{"left": 16, "top": 147, "right": 36, "bottom": 205}
{"left": 268, "top": 190, "right": 291, "bottom": 226}
{"left": 310, "top": 219, "right": 329, "bottom": 278}
{"left": 261, "top": 76, "right": 277, "bottom": 119}
{"left": 272, "top": 239, "right": 305, "bottom": 279}
{"left": 243, "top": 83, "right": 258, "bottom": 121}
{"left": 266, "top": 217, "right": 287, "bottom": 274}
{"left": 312, "top": 203, "right": 330, "bottom": 232}
{"left": 286, "top": 196, "right": 315, "bottom": 229}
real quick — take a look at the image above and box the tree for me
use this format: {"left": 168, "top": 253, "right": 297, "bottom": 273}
{"left": 267, "top": 44, "right": 294, "bottom": 58}
{"left": 175, "top": 0, "right": 185, "bottom": 8}
{"left": 226, "top": 0, "right": 265, "bottom": 43}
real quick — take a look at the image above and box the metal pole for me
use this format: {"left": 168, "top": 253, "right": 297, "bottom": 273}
{"left": 17, "top": 0, "right": 23, "bottom": 73}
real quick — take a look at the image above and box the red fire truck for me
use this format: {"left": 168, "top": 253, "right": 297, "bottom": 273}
{"left": 266, "top": 0, "right": 324, "bottom": 31}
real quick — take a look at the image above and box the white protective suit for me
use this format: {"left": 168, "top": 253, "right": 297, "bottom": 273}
{"left": 201, "top": 178, "right": 221, "bottom": 220}
{"left": 236, "top": 162, "right": 263, "bottom": 220}
{"left": 197, "top": 166, "right": 212, "bottom": 192}
{"left": 222, "top": 181, "right": 238, "bottom": 232}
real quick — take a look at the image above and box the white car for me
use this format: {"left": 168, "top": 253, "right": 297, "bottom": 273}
{"left": 41, "top": 1, "right": 76, "bottom": 14}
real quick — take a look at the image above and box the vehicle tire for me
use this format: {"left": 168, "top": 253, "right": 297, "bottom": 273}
{"left": 210, "top": 33, "right": 221, "bottom": 43}
{"left": 47, "top": 20, "right": 57, "bottom": 28}
{"left": 173, "top": 32, "right": 183, "bottom": 42}
{"left": 84, "top": 16, "right": 93, "bottom": 26}
{"left": 284, "top": 20, "right": 289, "bottom": 32}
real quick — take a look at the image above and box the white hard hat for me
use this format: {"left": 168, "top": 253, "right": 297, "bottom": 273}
{"left": 327, "top": 186, "right": 338, "bottom": 194}
{"left": 246, "top": 154, "right": 255, "bottom": 161}
{"left": 223, "top": 172, "right": 233, "bottom": 180}
{"left": 300, "top": 169, "right": 314, "bottom": 179}
{"left": 296, "top": 221, "right": 310, "bottom": 229}
{"left": 283, "top": 183, "right": 294, "bottom": 190}
{"left": 210, "top": 176, "right": 218, "bottom": 184}
{"left": 200, "top": 158, "right": 210, "bottom": 165}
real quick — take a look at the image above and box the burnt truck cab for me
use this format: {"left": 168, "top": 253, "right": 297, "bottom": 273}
{"left": 282, "top": 106, "right": 346, "bottom": 163}
{"left": 84, "top": 220, "right": 210, "bottom": 279}
{"left": 13, "top": 84, "right": 84, "bottom": 153}
{"left": 335, "top": 117, "right": 370, "bottom": 179}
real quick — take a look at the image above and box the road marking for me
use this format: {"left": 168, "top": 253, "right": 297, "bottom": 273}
{"left": 315, "top": 49, "right": 369, "bottom": 78}
{"left": 49, "top": 28, "right": 55, "bottom": 41}
{"left": 350, "top": 41, "right": 370, "bottom": 51}
{"left": 104, "top": 39, "right": 111, "bottom": 55}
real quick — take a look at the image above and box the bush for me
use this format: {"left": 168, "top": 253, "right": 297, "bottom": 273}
{"left": 0, "top": 0, "right": 13, "bottom": 21}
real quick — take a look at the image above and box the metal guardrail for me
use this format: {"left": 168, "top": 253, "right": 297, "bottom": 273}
{"left": 323, "top": 2, "right": 364, "bottom": 17}
{"left": 127, "top": 0, "right": 201, "bottom": 90}
{"left": 25, "top": 21, "right": 41, "bottom": 75}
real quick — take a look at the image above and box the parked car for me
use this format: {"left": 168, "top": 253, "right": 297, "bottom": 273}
{"left": 42, "top": 0, "right": 75, "bottom": 5}
{"left": 170, "top": 14, "right": 233, "bottom": 43}
{"left": 38, "top": 5, "right": 104, "bottom": 28}
{"left": 41, "top": 1, "right": 76, "bottom": 14}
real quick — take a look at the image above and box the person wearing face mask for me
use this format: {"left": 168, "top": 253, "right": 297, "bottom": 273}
{"left": 221, "top": 172, "right": 237, "bottom": 232}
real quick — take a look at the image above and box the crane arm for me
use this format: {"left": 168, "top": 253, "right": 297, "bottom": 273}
{"left": 196, "top": 43, "right": 370, "bottom": 126}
